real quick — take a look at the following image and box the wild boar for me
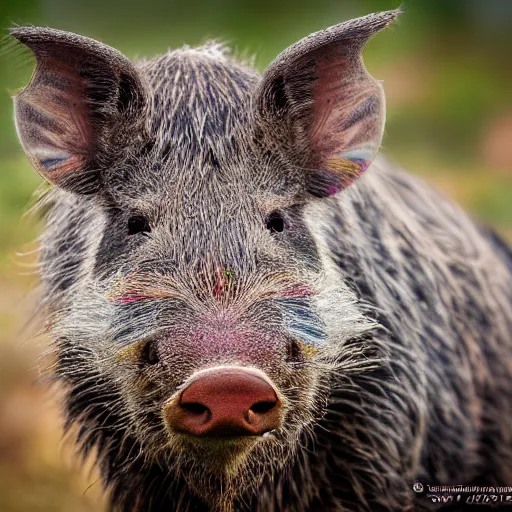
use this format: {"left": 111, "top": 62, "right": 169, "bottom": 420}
{"left": 10, "top": 9, "right": 512, "bottom": 512}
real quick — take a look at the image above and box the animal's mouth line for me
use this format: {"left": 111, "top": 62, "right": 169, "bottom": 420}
{"left": 178, "top": 429, "right": 277, "bottom": 443}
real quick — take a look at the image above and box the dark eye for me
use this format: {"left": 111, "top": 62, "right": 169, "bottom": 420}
{"left": 141, "top": 340, "right": 159, "bottom": 365}
{"left": 286, "top": 339, "right": 303, "bottom": 362}
{"left": 266, "top": 211, "right": 285, "bottom": 234}
{"left": 128, "top": 215, "right": 151, "bottom": 236}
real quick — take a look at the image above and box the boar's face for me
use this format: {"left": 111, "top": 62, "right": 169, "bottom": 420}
{"left": 12, "top": 10, "right": 398, "bottom": 507}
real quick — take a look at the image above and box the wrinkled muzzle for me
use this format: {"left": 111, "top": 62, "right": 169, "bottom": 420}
{"left": 147, "top": 319, "right": 300, "bottom": 443}
{"left": 104, "top": 267, "right": 330, "bottom": 468}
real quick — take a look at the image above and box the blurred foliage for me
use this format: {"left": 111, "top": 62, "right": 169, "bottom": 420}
{"left": 0, "top": 1, "right": 511, "bottom": 511}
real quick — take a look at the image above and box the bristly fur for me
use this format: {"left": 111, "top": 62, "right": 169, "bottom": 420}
{"left": 10, "top": 9, "right": 512, "bottom": 512}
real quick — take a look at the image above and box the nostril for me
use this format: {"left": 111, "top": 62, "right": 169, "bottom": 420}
{"left": 181, "top": 402, "right": 210, "bottom": 416}
{"left": 250, "top": 400, "right": 277, "bottom": 414}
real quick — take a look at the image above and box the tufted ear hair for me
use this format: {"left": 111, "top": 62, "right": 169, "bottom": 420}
{"left": 10, "top": 27, "right": 148, "bottom": 194}
{"left": 256, "top": 10, "right": 400, "bottom": 197}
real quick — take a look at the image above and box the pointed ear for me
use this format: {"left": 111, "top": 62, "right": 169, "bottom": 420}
{"left": 256, "top": 10, "right": 400, "bottom": 197}
{"left": 10, "top": 27, "right": 148, "bottom": 193}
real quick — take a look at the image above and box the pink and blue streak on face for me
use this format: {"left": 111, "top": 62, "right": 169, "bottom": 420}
{"left": 107, "top": 269, "right": 327, "bottom": 353}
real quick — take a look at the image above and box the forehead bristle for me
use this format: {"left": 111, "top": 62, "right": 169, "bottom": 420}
{"left": 138, "top": 46, "right": 260, "bottom": 163}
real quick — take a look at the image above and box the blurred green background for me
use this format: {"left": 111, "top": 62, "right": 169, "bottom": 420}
{"left": 0, "top": 0, "right": 511, "bottom": 510}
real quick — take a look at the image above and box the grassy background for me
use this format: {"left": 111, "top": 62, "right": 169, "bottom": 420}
{"left": 0, "top": 0, "right": 511, "bottom": 510}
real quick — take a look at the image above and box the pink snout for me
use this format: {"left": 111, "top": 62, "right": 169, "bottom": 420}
{"left": 165, "top": 368, "right": 283, "bottom": 437}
